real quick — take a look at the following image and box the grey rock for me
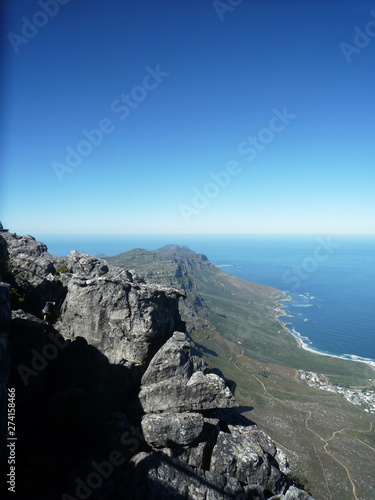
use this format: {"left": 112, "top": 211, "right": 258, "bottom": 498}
{"left": 191, "top": 354, "right": 208, "bottom": 373}
{"left": 140, "top": 370, "right": 238, "bottom": 413}
{"left": 211, "top": 429, "right": 289, "bottom": 496}
{"left": 1, "top": 232, "right": 56, "bottom": 285}
{"left": 0, "top": 236, "right": 9, "bottom": 280}
{"left": 141, "top": 331, "right": 194, "bottom": 385}
{"left": 11, "top": 308, "right": 45, "bottom": 325}
{"left": 266, "top": 465, "right": 288, "bottom": 497}
{"left": 284, "top": 486, "right": 314, "bottom": 499}
{"left": 229, "top": 424, "right": 277, "bottom": 457}
{"left": 0, "top": 232, "right": 48, "bottom": 259}
{"left": 63, "top": 250, "right": 110, "bottom": 277}
{"left": 58, "top": 273, "right": 184, "bottom": 366}
{"left": 161, "top": 441, "right": 209, "bottom": 470}
{"left": 275, "top": 446, "right": 291, "bottom": 475}
{"left": 211, "top": 431, "right": 271, "bottom": 488}
{"left": 160, "top": 417, "right": 220, "bottom": 469}
{"left": 1, "top": 233, "right": 65, "bottom": 316}
{"left": 0, "top": 283, "right": 11, "bottom": 337}
{"left": 142, "top": 412, "right": 204, "bottom": 448}
{"left": 128, "top": 451, "right": 244, "bottom": 500}
{"left": 140, "top": 332, "right": 237, "bottom": 413}
{"left": 269, "top": 486, "right": 314, "bottom": 500}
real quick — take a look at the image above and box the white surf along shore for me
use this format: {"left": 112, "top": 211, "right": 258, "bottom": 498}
{"left": 275, "top": 293, "right": 375, "bottom": 373}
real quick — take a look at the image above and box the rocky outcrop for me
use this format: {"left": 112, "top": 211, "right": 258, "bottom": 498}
{"left": 106, "top": 248, "right": 212, "bottom": 332}
{"left": 136, "top": 330, "right": 311, "bottom": 499}
{"left": 1, "top": 233, "right": 185, "bottom": 368}
{"left": 57, "top": 267, "right": 184, "bottom": 366}
{"left": 0, "top": 231, "right": 314, "bottom": 499}
{"left": 0, "top": 232, "right": 64, "bottom": 315}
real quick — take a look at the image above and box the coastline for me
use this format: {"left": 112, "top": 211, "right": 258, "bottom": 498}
{"left": 274, "top": 293, "right": 375, "bottom": 375}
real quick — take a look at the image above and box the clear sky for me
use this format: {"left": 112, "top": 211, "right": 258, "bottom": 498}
{"left": 1, "top": 0, "right": 375, "bottom": 234}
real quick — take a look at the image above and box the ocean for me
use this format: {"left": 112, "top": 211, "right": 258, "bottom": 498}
{"left": 34, "top": 233, "right": 375, "bottom": 364}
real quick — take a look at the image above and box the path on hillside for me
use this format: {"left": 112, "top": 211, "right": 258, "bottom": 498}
{"left": 304, "top": 412, "right": 374, "bottom": 500}
{"left": 304, "top": 411, "right": 361, "bottom": 500}
{"left": 248, "top": 369, "right": 374, "bottom": 500}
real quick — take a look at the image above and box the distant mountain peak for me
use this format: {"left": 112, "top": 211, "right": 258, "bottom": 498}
{"left": 155, "top": 244, "right": 196, "bottom": 253}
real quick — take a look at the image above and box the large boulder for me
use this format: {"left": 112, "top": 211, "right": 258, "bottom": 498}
{"left": 210, "top": 430, "right": 288, "bottom": 496}
{"left": 160, "top": 417, "right": 220, "bottom": 470}
{"left": 139, "top": 332, "right": 237, "bottom": 413}
{"left": 142, "top": 412, "right": 204, "bottom": 448}
{"left": 141, "top": 330, "right": 194, "bottom": 385}
{"left": 57, "top": 274, "right": 184, "bottom": 366}
{"left": 210, "top": 431, "right": 271, "bottom": 486}
{"left": 140, "top": 371, "right": 238, "bottom": 413}
{"left": 228, "top": 424, "right": 277, "bottom": 458}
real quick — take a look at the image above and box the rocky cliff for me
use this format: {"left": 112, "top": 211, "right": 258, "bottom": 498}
{"left": 106, "top": 247, "right": 213, "bottom": 333}
{"left": 0, "top": 232, "right": 313, "bottom": 500}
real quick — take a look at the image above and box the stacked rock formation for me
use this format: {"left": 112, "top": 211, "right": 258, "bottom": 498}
{"left": 129, "top": 331, "right": 312, "bottom": 499}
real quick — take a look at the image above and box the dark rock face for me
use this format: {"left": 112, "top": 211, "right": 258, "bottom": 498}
{"left": 0, "top": 284, "right": 11, "bottom": 335}
{"left": 127, "top": 451, "right": 244, "bottom": 500}
{"left": 0, "top": 231, "right": 314, "bottom": 500}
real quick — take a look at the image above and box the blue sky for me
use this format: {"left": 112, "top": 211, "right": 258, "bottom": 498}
{"left": 1, "top": 0, "right": 375, "bottom": 234}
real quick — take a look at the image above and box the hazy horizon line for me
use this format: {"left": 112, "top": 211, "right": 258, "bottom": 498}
{"left": 25, "top": 231, "right": 375, "bottom": 237}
